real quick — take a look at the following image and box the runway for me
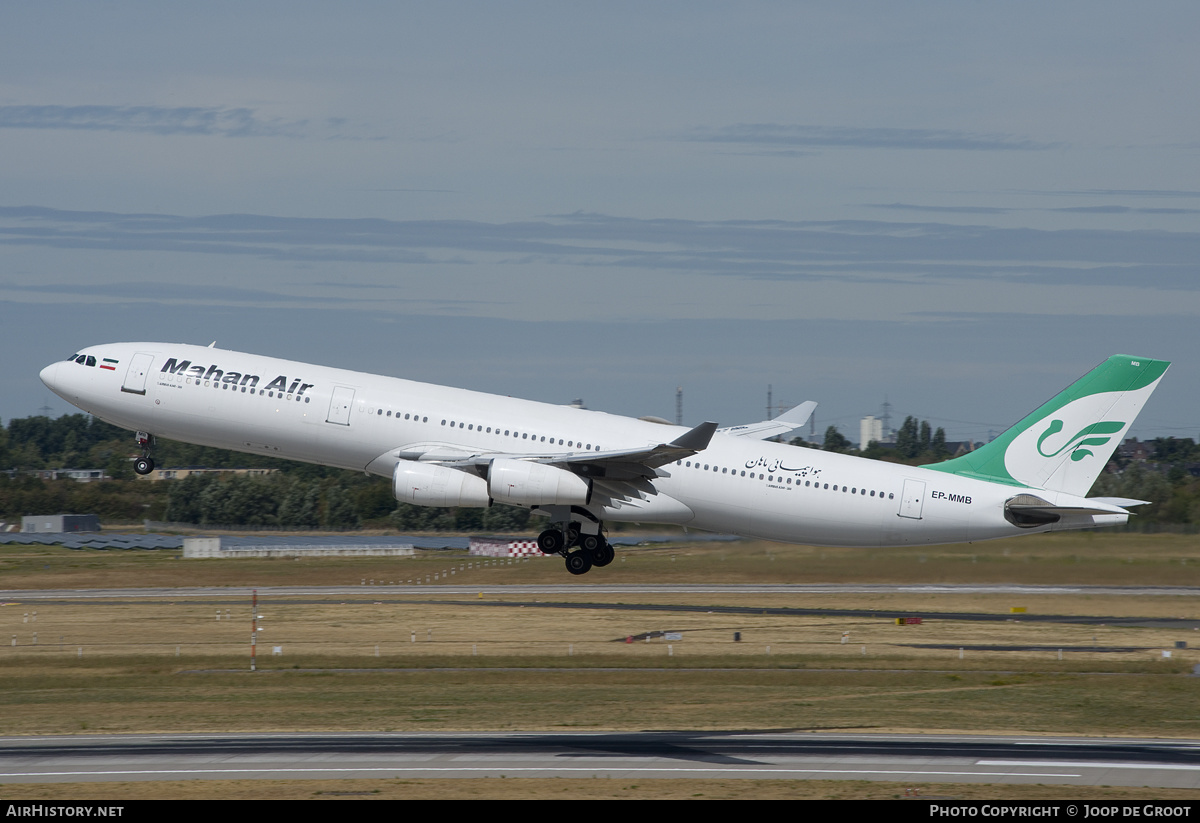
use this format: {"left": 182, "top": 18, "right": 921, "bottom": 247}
{"left": 1, "top": 732, "right": 1198, "bottom": 789}
{"left": 4, "top": 584, "right": 1196, "bottom": 630}
{"left": 5, "top": 583, "right": 1200, "bottom": 599}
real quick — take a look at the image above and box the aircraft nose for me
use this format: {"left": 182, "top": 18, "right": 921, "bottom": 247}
{"left": 40, "top": 361, "right": 62, "bottom": 392}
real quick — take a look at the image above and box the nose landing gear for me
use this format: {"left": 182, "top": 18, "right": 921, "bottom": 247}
{"left": 133, "top": 432, "right": 157, "bottom": 476}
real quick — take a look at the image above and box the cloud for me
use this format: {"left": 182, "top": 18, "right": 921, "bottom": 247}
{"left": 680, "top": 124, "right": 1056, "bottom": 151}
{"left": 2, "top": 206, "right": 1198, "bottom": 292}
{"left": 864, "top": 203, "right": 1013, "bottom": 215}
{"left": 868, "top": 202, "right": 1200, "bottom": 216}
{"left": 1017, "top": 189, "right": 1200, "bottom": 199}
{"left": 0, "top": 105, "right": 308, "bottom": 137}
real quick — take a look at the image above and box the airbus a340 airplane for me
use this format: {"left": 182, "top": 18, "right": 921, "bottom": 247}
{"left": 40, "top": 344, "right": 1168, "bottom": 575}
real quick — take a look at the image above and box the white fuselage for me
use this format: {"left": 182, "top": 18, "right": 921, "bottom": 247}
{"left": 41, "top": 343, "right": 1120, "bottom": 547}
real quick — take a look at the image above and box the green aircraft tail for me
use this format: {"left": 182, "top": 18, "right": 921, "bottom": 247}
{"left": 923, "top": 355, "right": 1170, "bottom": 497}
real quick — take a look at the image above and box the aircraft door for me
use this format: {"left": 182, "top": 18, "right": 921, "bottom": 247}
{"left": 898, "top": 479, "right": 925, "bottom": 520}
{"left": 326, "top": 386, "right": 355, "bottom": 425}
{"left": 121, "top": 353, "right": 155, "bottom": 395}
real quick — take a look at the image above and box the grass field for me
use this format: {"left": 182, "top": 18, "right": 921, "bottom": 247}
{"left": 2, "top": 530, "right": 1200, "bottom": 589}
{"left": 1, "top": 530, "right": 1198, "bottom": 799}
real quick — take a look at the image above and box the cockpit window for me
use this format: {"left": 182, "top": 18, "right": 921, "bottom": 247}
{"left": 74, "top": 355, "right": 86, "bottom": 364}
{"left": 85, "top": 356, "right": 96, "bottom": 367}
{"left": 67, "top": 354, "right": 80, "bottom": 361}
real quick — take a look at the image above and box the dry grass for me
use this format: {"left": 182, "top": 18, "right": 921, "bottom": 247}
{"left": 0, "top": 590, "right": 1196, "bottom": 738}
{"left": 2, "top": 531, "right": 1200, "bottom": 589}
{"left": 2, "top": 530, "right": 1199, "bottom": 799}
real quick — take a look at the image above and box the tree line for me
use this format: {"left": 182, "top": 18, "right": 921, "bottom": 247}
{"left": 794, "top": 416, "right": 952, "bottom": 463}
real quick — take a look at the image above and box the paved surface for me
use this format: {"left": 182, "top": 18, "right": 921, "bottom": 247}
{"left": 4, "top": 585, "right": 1196, "bottom": 630}
{"left": 1, "top": 732, "right": 1198, "bottom": 788}
{"left": 5, "top": 583, "right": 1200, "bottom": 599}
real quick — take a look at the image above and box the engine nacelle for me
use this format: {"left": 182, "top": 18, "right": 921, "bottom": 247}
{"left": 488, "top": 458, "right": 591, "bottom": 506}
{"left": 393, "top": 461, "right": 491, "bottom": 508}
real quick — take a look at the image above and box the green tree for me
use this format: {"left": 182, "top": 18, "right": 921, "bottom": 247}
{"left": 894, "top": 416, "right": 920, "bottom": 460}
{"left": 931, "top": 427, "right": 948, "bottom": 461}
{"left": 822, "top": 426, "right": 853, "bottom": 454}
{"left": 323, "top": 485, "right": 360, "bottom": 531}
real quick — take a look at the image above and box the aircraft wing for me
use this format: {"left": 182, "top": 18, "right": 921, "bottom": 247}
{"left": 436, "top": 420, "right": 718, "bottom": 477}
{"left": 716, "top": 401, "right": 816, "bottom": 440}
{"left": 427, "top": 421, "right": 719, "bottom": 509}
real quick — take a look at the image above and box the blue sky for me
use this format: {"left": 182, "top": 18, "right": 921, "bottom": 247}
{"left": 2, "top": 3, "right": 1198, "bottom": 446}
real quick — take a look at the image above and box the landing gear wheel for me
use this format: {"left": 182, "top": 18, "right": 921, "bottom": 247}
{"left": 578, "top": 534, "right": 601, "bottom": 553}
{"left": 537, "top": 529, "right": 565, "bottom": 555}
{"left": 133, "top": 457, "right": 155, "bottom": 476}
{"left": 565, "top": 551, "right": 593, "bottom": 576}
{"left": 592, "top": 541, "right": 615, "bottom": 567}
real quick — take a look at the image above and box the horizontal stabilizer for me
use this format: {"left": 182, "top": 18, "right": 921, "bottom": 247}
{"left": 1088, "top": 496, "right": 1151, "bottom": 508}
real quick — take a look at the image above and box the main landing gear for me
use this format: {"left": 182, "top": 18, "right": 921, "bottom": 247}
{"left": 537, "top": 521, "right": 615, "bottom": 575}
{"left": 132, "top": 431, "right": 156, "bottom": 475}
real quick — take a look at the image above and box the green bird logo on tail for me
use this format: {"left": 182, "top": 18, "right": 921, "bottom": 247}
{"left": 1036, "top": 419, "right": 1126, "bottom": 462}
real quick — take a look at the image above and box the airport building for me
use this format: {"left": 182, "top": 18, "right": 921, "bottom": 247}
{"left": 21, "top": 514, "right": 101, "bottom": 533}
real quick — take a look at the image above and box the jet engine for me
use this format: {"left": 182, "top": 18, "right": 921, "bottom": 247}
{"left": 393, "top": 461, "right": 491, "bottom": 507}
{"left": 488, "top": 458, "right": 591, "bottom": 506}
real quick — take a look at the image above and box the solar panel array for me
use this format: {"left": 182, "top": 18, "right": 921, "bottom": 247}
{"left": 0, "top": 531, "right": 737, "bottom": 551}
{"left": 0, "top": 533, "right": 471, "bottom": 551}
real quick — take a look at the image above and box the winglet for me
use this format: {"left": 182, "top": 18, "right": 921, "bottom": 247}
{"left": 773, "top": 401, "right": 817, "bottom": 427}
{"left": 670, "top": 421, "right": 718, "bottom": 451}
{"left": 718, "top": 401, "right": 816, "bottom": 440}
